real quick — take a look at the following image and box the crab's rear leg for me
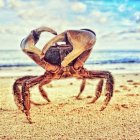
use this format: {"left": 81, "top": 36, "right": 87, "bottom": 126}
{"left": 85, "top": 70, "right": 114, "bottom": 110}
{"left": 100, "top": 72, "right": 114, "bottom": 111}
{"left": 76, "top": 79, "right": 104, "bottom": 101}
{"left": 89, "top": 79, "right": 104, "bottom": 103}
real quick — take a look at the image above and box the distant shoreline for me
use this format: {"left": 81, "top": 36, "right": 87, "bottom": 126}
{"left": 0, "top": 49, "right": 140, "bottom": 68}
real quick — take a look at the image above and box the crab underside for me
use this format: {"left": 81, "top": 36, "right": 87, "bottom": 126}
{"left": 13, "top": 27, "right": 114, "bottom": 123}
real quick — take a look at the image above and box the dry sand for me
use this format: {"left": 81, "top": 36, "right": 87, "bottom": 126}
{"left": 0, "top": 70, "right": 140, "bottom": 140}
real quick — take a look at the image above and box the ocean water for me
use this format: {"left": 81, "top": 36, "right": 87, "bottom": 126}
{"left": 0, "top": 49, "right": 140, "bottom": 74}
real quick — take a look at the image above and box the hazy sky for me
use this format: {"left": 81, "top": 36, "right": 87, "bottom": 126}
{"left": 0, "top": 0, "right": 140, "bottom": 50}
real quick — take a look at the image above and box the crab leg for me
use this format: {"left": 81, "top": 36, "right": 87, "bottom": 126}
{"left": 89, "top": 79, "right": 104, "bottom": 104}
{"left": 13, "top": 75, "right": 52, "bottom": 110}
{"left": 38, "top": 78, "right": 52, "bottom": 102}
{"left": 13, "top": 76, "right": 36, "bottom": 111}
{"left": 76, "top": 79, "right": 86, "bottom": 99}
{"left": 82, "top": 70, "right": 114, "bottom": 110}
{"left": 21, "top": 75, "right": 45, "bottom": 123}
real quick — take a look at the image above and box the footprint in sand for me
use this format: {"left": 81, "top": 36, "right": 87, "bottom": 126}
{"left": 125, "top": 94, "right": 139, "bottom": 97}
{"left": 69, "top": 82, "right": 73, "bottom": 85}
{"left": 121, "top": 104, "right": 129, "bottom": 108}
{"left": 115, "top": 89, "right": 120, "bottom": 93}
{"left": 132, "top": 82, "right": 140, "bottom": 86}
{"left": 120, "top": 85, "right": 126, "bottom": 88}
{"left": 86, "top": 95, "right": 92, "bottom": 98}
{"left": 134, "top": 85, "right": 138, "bottom": 88}
{"left": 115, "top": 104, "right": 129, "bottom": 111}
{"left": 127, "top": 80, "right": 133, "bottom": 83}
{"left": 119, "top": 85, "right": 131, "bottom": 91}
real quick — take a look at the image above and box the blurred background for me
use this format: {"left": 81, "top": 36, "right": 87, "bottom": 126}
{"left": 0, "top": 0, "right": 140, "bottom": 74}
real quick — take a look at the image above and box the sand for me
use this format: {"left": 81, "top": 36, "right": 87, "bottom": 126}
{"left": 0, "top": 69, "right": 140, "bottom": 140}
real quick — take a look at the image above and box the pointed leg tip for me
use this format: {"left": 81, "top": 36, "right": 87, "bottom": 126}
{"left": 27, "top": 117, "right": 34, "bottom": 124}
{"left": 87, "top": 101, "right": 92, "bottom": 104}
{"left": 100, "top": 106, "right": 106, "bottom": 111}
{"left": 87, "top": 102, "right": 92, "bottom": 104}
{"left": 48, "top": 100, "right": 51, "bottom": 103}
{"left": 88, "top": 98, "right": 97, "bottom": 104}
{"left": 76, "top": 97, "right": 82, "bottom": 100}
{"left": 28, "top": 121, "right": 34, "bottom": 124}
{"left": 73, "top": 95, "right": 82, "bottom": 100}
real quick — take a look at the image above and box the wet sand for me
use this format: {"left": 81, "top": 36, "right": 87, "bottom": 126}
{"left": 0, "top": 70, "right": 140, "bottom": 140}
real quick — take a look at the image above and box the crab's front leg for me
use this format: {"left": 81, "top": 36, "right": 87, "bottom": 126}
{"left": 13, "top": 76, "right": 36, "bottom": 111}
{"left": 21, "top": 75, "right": 45, "bottom": 123}
{"left": 13, "top": 75, "right": 52, "bottom": 111}
{"left": 21, "top": 72, "right": 54, "bottom": 123}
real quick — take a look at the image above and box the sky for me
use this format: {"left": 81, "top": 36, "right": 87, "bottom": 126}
{"left": 0, "top": 0, "right": 140, "bottom": 50}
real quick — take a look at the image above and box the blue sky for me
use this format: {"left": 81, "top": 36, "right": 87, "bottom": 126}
{"left": 0, "top": 0, "right": 140, "bottom": 50}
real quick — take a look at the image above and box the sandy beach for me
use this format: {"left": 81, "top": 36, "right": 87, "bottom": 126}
{"left": 0, "top": 68, "right": 140, "bottom": 140}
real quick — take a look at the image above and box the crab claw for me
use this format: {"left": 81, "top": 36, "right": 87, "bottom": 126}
{"left": 34, "top": 26, "right": 57, "bottom": 35}
{"left": 30, "top": 26, "right": 57, "bottom": 44}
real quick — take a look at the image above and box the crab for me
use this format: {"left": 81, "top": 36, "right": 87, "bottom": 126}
{"left": 13, "top": 27, "right": 114, "bottom": 123}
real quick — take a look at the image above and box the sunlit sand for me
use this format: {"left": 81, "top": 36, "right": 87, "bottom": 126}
{"left": 0, "top": 68, "right": 140, "bottom": 139}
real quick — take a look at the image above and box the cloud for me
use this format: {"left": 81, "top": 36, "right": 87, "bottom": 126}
{"left": 119, "top": 28, "right": 140, "bottom": 34}
{"left": 7, "top": 0, "right": 35, "bottom": 9}
{"left": 90, "top": 11, "right": 110, "bottom": 24}
{"left": 71, "top": 1, "right": 86, "bottom": 13}
{"left": 121, "top": 19, "right": 133, "bottom": 26}
{"left": 0, "top": 0, "right": 4, "bottom": 8}
{"left": 133, "top": 12, "right": 140, "bottom": 23}
{"left": 118, "top": 4, "right": 126, "bottom": 12}
{"left": 0, "top": 0, "right": 71, "bottom": 33}
{"left": 0, "top": 0, "right": 140, "bottom": 50}
{"left": 100, "top": 27, "right": 140, "bottom": 43}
